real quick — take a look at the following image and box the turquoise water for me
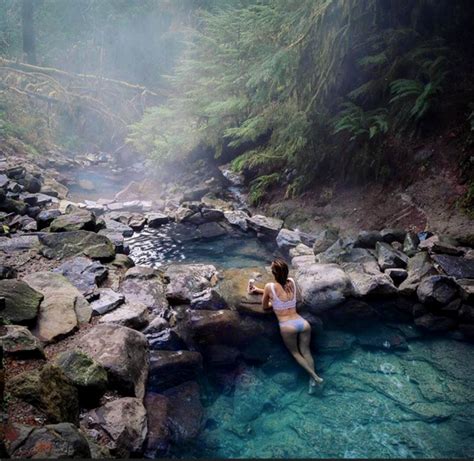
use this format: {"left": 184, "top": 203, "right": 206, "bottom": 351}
{"left": 126, "top": 226, "right": 474, "bottom": 459}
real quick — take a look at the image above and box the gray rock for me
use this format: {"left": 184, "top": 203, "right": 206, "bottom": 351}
{"left": 398, "top": 251, "right": 437, "bottom": 296}
{"left": 164, "top": 264, "right": 218, "bottom": 304}
{"left": 103, "top": 218, "right": 134, "bottom": 237}
{"left": 381, "top": 228, "right": 406, "bottom": 244}
{"left": 291, "top": 254, "right": 316, "bottom": 269}
{"left": 78, "top": 324, "right": 149, "bottom": 398}
{"left": 403, "top": 232, "right": 420, "bottom": 256}
{"left": 147, "top": 212, "right": 171, "bottom": 228}
{"left": 98, "top": 228, "right": 128, "bottom": 254}
{"left": 144, "top": 393, "right": 170, "bottom": 457}
{"left": 432, "top": 254, "right": 474, "bottom": 279}
{"left": 8, "top": 423, "right": 91, "bottom": 459}
{"left": 224, "top": 210, "right": 249, "bottom": 231}
{"left": 431, "top": 241, "right": 464, "bottom": 256}
{"left": 246, "top": 214, "right": 283, "bottom": 239}
{"left": 417, "top": 275, "right": 459, "bottom": 307}
{"left": 0, "top": 234, "right": 40, "bottom": 252}
{"left": 276, "top": 228, "right": 302, "bottom": 251}
{"left": 90, "top": 288, "right": 125, "bottom": 315}
{"left": 148, "top": 328, "right": 188, "bottom": 351}
{"left": 182, "top": 186, "right": 209, "bottom": 202}
{"left": 294, "top": 263, "right": 353, "bottom": 313}
{"left": 0, "top": 279, "right": 43, "bottom": 325}
{"left": 0, "top": 325, "right": 45, "bottom": 358}
{"left": 289, "top": 243, "right": 313, "bottom": 258}
{"left": 376, "top": 241, "right": 409, "bottom": 270}
{"left": 385, "top": 268, "right": 408, "bottom": 286}
{"left": 190, "top": 288, "right": 228, "bottom": 310}
{"left": 354, "top": 230, "right": 383, "bottom": 249}
{"left": 197, "top": 221, "right": 227, "bottom": 239}
{"left": 312, "top": 228, "right": 339, "bottom": 254}
{"left": 129, "top": 214, "right": 147, "bottom": 231}
{"left": 54, "top": 257, "right": 108, "bottom": 298}
{"left": 316, "top": 237, "right": 354, "bottom": 263}
{"left": 82, "top": 397, "right": 147, "bottom": 457}
{"left": 24, "top": 271, "right": 91, "bottom": 342}
{"left": 148, "top": 350, "right": 203, "bottom": 391}
{"left": 39, "top": 230, "right": 116, "bottom": 261}
{"left": 143, "top": 316, "right": 169, "bottom": 335}
{"left": 50, "top": 209, "right": 96, "bottom": 232}
{"left": 344, "top": 261, "right": 397, "bottom": 297}
{"left": 99, "top": 302, "right": 149, "bottom": 329}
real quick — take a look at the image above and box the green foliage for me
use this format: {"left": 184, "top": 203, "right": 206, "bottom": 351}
{"left": 248, "top": 173, "right": 281, "bottom": 206}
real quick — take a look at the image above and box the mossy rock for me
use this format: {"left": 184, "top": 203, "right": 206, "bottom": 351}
{"left": 54, "top": 350, "right": 108, "bottom": 406}
{"left": 0, "top": 280, "right": 43, "bottom": 325}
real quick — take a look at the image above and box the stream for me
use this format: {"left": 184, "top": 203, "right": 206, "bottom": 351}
{"left": 69, "top": 164, "right": 474, "bottom": 459}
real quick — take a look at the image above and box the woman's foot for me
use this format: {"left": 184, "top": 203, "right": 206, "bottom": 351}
{"left": 308, "top": 375, "right": 323, "bottom": 394}
{"left": 312, "top": 373, "right": 324, "bottom": 384}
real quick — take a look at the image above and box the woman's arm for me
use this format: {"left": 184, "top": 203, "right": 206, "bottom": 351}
{"left": 262, "top": 284, "right": 273, "bottom": 311}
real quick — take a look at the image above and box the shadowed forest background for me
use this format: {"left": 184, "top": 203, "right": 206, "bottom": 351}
{"left": 1, "top": 0, "right": 473, "bottom": 218}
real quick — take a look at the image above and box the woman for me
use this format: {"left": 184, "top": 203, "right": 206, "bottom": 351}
{"left": 249, "top": 258, "right": 323, "bottom": 393}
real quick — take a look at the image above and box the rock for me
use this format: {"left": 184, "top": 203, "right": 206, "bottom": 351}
{"left": 224, "top": 210, "right": 249, "bottom": 231}
{"left": 0, "top": 265, "right": 16, "bottom": 279}
{"left": 343, "top": 261, "right": 397, "bottom": 298}
{"left": 294, "top": 263, "right": 353, "bottom": 313}
{"left": 0, "top": 234, "right": 40, "bottom": 252}
{"left": 356, "top": 326, "right": 408, "bottom": 350}
{"left": 439, "top": 299, "right": 462, "bottom": 318}
{"left": 10, "top": 364, "right": 79, "bottom": 424}
{"left": 54, "top": 350, "right": 108, "bottom": 406}
{"left": 432, "top": 254, "right": 474, "bottom": 279}
{"left": 417, "top": 275, "right": 459, "bottom": 307}
{"left": 147, "top": 213, "right": 171, "bottom": 228}
{"left": 90, "top": 288, "right": 125, "bottom": 315}
{"left": 197, "top": 221, "right": 227, "bottom": 239}
{"left": 185, "top": 208, "right": 225, "bottom": 226}
{"left": 39, "top": 231, "right": 116, "bottom": 261}
{"left": 190, "top": 288, "right": 228, "bottom": 310}
{"left": 0, "top": 325, "right": 44, "bottom": 358}
{"left": 326, "top": 299, "right": 380, "bottom": 326}
{"left": 289, "top": 243, "right": 313, "bottom": 258}
{"left": 102, "top": 218, "right": 134, "bottom": 237}
{"left": 398, "top": 251, "right": 437, "bottom": 295}
{"left": 163, "top": 381, "right": 203, "bottom": 443}
{"left": 99, "top": 302, "right": 149, "bottom": 329}
{"left": 376, "top": 241, "right": 408, "bottom": 270}
{"left": 354, "top": 230, "right": 383, "bottom": 249}
{"left": 182, "top": 186, "right": 209, "bottom": 202}
{"left": 20, "top": 174, "right": 42, "bottom": 193}
{"left": 50, "top": 209, "right": 96, "bottom": 232}
{"left": 385, "top": 268, "right": 408, "bottom": 286}
{"left": 246, "top": 215, "right": 283, "bottom": 239}
{"left": 276, "top": 228, "right": 302, "bottom": 251}
{"left": 143, "top": 316, "right": 169, "bottom": 335}
{"left": 0, "top": 279, "right": 43, "bottom": 325}
{"left": 201, "top": 344, "right": 241, "bottom": 367}
{"left": 315, "top": 237, "right": 354, "bottom": 263}
{"left": 431, "top": 241, "right": 464, "bottom": 256}
{"left": 0, "top": 197, "right": 27, "bottom": 215}
{"left": 314, "top": 330, "right": 356, "bottom": 353}
{"left": 6, "top": 166, "right": 25, "bottom": 179}
{"left": 54, "top": 257, "right": 108, "bottom": 299}
{"left": 164, "top": 264, "right": 218, "bottom": 304}
{"left": 129, "top": 214, "right": 147, "bottom": 231}
{"left": 120, "top": 266, "right": 167, "bottom": 312}
{"left": 0, "top": 174, "right": 8, "bottom": 188}
{"left": 82, "top": 397, "right": 147, "bottom": 457}
{"left": 380, "top": 228, "right": 406, "bottom": 244}
{"left": 78, "top": 324, "right": 149, "bottom": 398}
{"left": 414, "top": 314, "right": 457, "bottom": 332}
{"left": 458, "top": 279, "right": 474, "bottom": 304}
{"left": 148, "top": 328, "right": 188, "bottom": 351}
{"left": 418, "top": 235, "right": 439, "bottom": 251}
{"left": 8, "top": 423, "right": 91, "bottom": 459}
{"left": 109, "top": 253, "right": 135, "bottom": 270}
{"left": 233, "top": 371, "right": 265, "bottom": 423}
{"left": 291, "top": 254, "right": 316, "bottom": 270}
{"left": 459, "top": 323, "right": 474, "bottom": 339}
{"left": 312, "top": 228, "right": 339, "bottom": 255}
{"left": 144, "top": 393, "right": 170, "bottom": 457}
{"left": 148, "top": 350, "right": 203, "bottom": 391}
{"left": 24, "top": 272, "right": 91, "bottom": 342}
{"left": 98, "top": 228, "right": 128, "bottom": 254}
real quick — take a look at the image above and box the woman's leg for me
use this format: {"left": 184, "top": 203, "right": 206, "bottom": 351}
{"left": 280, "top": 326, "right": 320, "bottom": 381}
{"left": 298, "top": 323, "right": 323, "bottom": 383}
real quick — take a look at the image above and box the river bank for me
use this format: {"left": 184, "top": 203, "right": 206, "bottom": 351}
{"left": 0, "top": 149, "right": 473, "bottom": 458}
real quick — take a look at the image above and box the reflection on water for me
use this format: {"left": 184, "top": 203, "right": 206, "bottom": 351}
{"left": 126, "top": 223, "right": 278, "bottom": 269}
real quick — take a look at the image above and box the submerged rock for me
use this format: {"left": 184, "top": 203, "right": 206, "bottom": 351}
{"left": 78, "top": 324, "right": 149, "bottom": 398}
{"left": 295, "top": 263, "right": 353, "bottom": 313}
{"left": 414, "top": 313, "right": 457, "bottom": 332}
{"left": 82, "top": 397, "right": 147, "bottom": 457}
{"left": 0, "top": 279, "right": 43, "bottom": 325}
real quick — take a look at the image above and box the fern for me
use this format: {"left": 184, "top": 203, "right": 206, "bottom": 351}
{"left": 248, "top": 173, "right": 281, "bottom": 205}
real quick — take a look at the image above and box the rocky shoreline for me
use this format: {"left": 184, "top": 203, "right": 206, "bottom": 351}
{"left": 0, "top": 153, "right": 473, "bottom": 458}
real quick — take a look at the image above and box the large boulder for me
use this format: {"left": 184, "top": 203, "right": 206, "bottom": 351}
{"left": 312, "top": 228, "right": 339, "bottom": 255}
{"left": 276, "top": 228, "right": 302, "bottom": 251}
{"left": 294, "top": 263, "right": 353, "bottom": 313}
{"left": 144, "top": 393, "right": 170, "bottom": 457}
{"left": 8, "top": 423, "right": 91, "bottom": 459}
{"left": 54, "top": 350, "right": 108, "bottom": 406}
{"left": 398, "top": 251, "right": 437, "bottom": 296}
{"left": 78, "top": 324, "right": 149, "bottom": 398}
{"left": 163, "top": 381, "right": 203, "bottom": 443}
{"left": 0, "top": 325, "right": 45, "bottom": 358}
{"left": 9, "top": 364, "right": 79, "bottom": 424}
{"left": 343, "top": 261, "right": 397, "bottom": 298}
{"left": 99, "top": 302, "right": 149, "bottom": 330}
{"left": 224, "top": 210, "right": 249, "bottom": 231}
{"left": 120, "top": 266, "right": 167, "bottom": 313}
{"left": 376, "top": 241, "right": 408, "bottom": 270}
{"left": 417, "top": 275, "right": 459, "bottom": 307}
{"left": 50, "top": 209, "right": 96, "bottom": 232}
{"left": 164, "top": 264, "right": 218, "bottom": 304}
{"left": 23, "top": 272, "right": 91, "bottom": 343}
{"left": 39, "top": 231, "right": 115, "bottom": 261}
{"left": 53, "top": 256, "right": 108, "bottom": 299}
{"left": 0, "top": 279, "right": 42, "bottom": 325}
{"left": 82, "top": 397, "right": 147, "bottom": 457}
{"left": 148, "top": 350, "right": 203, "bottom": 391}
{"left": 246, "top": 215, "right": 283, "bottom": 239}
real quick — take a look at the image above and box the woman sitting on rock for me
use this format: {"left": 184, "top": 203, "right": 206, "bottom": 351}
{"left": 249, "top": 258, "right": 323, "bottom": 393}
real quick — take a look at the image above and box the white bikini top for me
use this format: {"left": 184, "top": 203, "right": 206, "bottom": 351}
{"left": 270, "top": 278, "right": 297, "bottom": 310}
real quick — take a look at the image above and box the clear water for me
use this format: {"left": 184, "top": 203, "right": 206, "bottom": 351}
{"left": 125, "top": 226, "right": 474, "bottom": 459}
{"left": 126, "top": 223, "right": 278, "bottom": 269}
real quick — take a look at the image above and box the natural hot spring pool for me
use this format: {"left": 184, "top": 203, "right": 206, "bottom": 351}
{"left": 127, "top": 228, "right": 474, "bottom": 459}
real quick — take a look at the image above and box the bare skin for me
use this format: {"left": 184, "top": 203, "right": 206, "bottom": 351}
{"left": 250, "top": 281, "right": 323, "bottom": 384}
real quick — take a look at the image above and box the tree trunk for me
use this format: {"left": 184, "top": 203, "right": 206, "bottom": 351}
{"left": 21, "top": 0, "right": 36, "bottom": 65}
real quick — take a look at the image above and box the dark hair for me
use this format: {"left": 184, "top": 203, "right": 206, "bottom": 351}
{"left": 271, "top": 258, "right": 289, "bottom": 287}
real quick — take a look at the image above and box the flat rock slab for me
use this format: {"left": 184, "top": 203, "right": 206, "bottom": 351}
{"left": 0, "top": 279, "right": 43, "bottom": 324}
{"left": 78, "top": 324, "right": 149, "bottom": 399}
{"left": 39, "top": 230, "right": 115, "bottom": 261}
{"left": 90, "top": 288, "right": 125, "bottom": 315}
{"left": 24, "top": 271, "right": 91, "bottom": 343}
{"left": 246, "top": 214, "right": 283, "bottom": 238}
{"left": 432, "top": 254, "right": 474, "bottom": 279}
{"left": 148, "top": 350, "right": 203, "bottom": 391}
